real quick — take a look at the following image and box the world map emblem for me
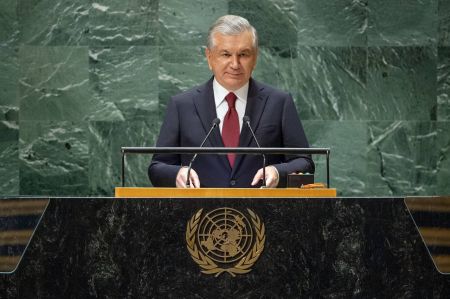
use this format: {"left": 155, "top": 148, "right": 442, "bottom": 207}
{"left": 186, "top": 207, "right": 265, "bottom": 277}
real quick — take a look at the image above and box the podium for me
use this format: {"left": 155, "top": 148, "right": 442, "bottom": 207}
{"left": 1, "top": 192, "right": 449, "bottom": 297}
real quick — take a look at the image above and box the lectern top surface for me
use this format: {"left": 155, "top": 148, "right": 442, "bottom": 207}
{"left": 114, "top": 187, "right": 337, "bottom": 198}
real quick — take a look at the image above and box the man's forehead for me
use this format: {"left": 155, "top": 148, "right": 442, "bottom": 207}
{"left": 211, "top": 32, "right": 255, "bottom": 50}
{"left": 217, "top": 46, "right": 254, "bottom": 52}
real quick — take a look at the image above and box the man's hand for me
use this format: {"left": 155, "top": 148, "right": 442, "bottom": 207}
{"left": 176, "top": 166, "right": 200, "bottom": 188}
{"left": 251, "top": 166, "right": 279, "bottom": 188}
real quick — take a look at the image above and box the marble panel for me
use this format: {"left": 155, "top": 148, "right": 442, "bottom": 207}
{"left": 88, "top": 0, "right": 158, "bottom": 46}
{"left": 437, "top": 122, "right": 450, "bottom": 195}
{"left": 19, "top": 46, "right": 95, "bottom": 121}
{"left": 367, "top": 47, "right": 437, "bottom": 121}
{"left": 0, "top": 0, "right": 19, "bottom": 46}
{"left": 0, "top": 121, "right": 19, "bottom": 195}
{"left": 438, "top": 47, "right": 450, "bottom": 120}
{"left": 297, "top": 46, "right": 367, "bottom": 120}
{"left": 17, "top": 0, "right": 89, "bottom": 45}
{"left": 252, "top": 46, "right": 300, "bottom": 94}
{"left": 158, "top": 46, "right": 211, "bottom": 115}
{"left": 19, "top": 121, "right": 89, "bottom": 195}
{"left": 87, "top": 120, "right": 160, "bottom": 195}
{"left": 368, "top": 0, "right": 438, "bottom": 46}
{"left": 254, "top": 46, "right": 367, "bottom": 120}
{"left": 0, "top": 47, "right": 19, "bottom": 121}
{"left": 303, "top": 120, "right": 367, "bottom": 196}
{"left": 297, "top": 0, "right": 367, "bottom": 46}
{"left": 159, "top": 0, "right": 227, "bottom": 46}
{"left": 88, "top": 46, "right": 159, "bottom": 121}
{"left": 366, "top": 121, "right": 437, "bottom": 196}
{"left": 439, "top": 0, "right": 450, "bottom": 45}
{"left": 229, "top": 0, "right": 298, "bottom": 48}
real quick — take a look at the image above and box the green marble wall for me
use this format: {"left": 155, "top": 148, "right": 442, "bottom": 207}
{"left": 0, "top": 0, "right": 449, "bottom": 196}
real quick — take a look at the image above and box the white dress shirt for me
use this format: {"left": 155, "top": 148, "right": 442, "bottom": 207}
{"left": 212, "top": 78, "right": 248, "bottom": 133}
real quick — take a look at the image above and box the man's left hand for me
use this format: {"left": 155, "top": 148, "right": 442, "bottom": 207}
{"left": 251, "top": 166, "right": 279, "bottom": 188}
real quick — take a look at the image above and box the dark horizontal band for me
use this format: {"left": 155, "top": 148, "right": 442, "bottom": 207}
{"left": 121, "top": 147, "right": 330, "bottom": 155}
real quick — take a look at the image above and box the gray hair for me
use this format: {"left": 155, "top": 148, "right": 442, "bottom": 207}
{"left": 207, "top": 15, "right": 258, "bottom": 49}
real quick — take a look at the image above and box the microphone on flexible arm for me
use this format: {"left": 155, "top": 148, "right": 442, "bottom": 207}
{"left": 243, "top": 116, "right": 266, "bottom": 187}
{"left": 186, "top": 118, "right": 221, "bottom": 187}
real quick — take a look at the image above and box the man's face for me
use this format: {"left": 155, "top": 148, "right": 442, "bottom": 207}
{"left": 205, "top": 31, "right": 257, "bottom": 91}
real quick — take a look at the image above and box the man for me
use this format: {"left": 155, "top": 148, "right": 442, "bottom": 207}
{"left": 149, "top": 15, "right": 314, "bottom": 188}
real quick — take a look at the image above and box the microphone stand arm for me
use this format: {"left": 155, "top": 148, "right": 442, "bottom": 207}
{"left": 245, "top": 121, "right": 266, "bottom": 187}
{"left": 186, "top": 123, "right": 218, "bottom": 187}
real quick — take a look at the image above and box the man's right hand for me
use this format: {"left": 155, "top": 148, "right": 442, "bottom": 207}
{"left": 176, "top": 166, "right": 200, "bottom": 188}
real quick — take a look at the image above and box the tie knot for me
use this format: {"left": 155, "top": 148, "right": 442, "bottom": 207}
{"left": 225, "top": 92, "right": 237, "bottom": 108}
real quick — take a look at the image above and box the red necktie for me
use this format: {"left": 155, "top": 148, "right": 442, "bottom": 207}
{"left": 222, "top": 92, "right": 239, "bottom": 167}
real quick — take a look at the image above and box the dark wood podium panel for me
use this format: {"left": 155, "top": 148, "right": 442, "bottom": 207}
{"left": 1, "top": 196, "right": 449, "bottom": 298}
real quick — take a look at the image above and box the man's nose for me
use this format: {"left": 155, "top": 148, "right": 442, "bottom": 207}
{"left": 230, "top": 55, "right": 240, "bottom": 68}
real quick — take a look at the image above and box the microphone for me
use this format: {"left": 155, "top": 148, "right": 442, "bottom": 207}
{"left": 243, "top": 116, "right": 266, "bottom": 187}
{"left": 186, "top": 118, "right": 220, "bottom": 187}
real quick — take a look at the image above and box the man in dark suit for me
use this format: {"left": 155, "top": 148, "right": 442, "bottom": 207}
{"left": 149, "top": 15, "right": 314, "bottom": 188}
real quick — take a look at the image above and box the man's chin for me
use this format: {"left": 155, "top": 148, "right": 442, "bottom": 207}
{"left": 222, "top": 78, "right": 247, "bottom": 90}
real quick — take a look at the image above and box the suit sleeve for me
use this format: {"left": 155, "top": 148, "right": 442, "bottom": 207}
{"left": 272, "top": 94, "right": 315, "bottom": 187}
{"left": 148, "top": 97, "right": 182, "bottom": 187}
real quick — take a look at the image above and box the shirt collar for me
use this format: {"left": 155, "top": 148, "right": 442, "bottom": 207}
{"left": 213, "top": 78, "right": 249, "bottom": 108}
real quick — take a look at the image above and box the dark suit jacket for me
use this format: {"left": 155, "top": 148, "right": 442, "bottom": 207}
{"left": 148, "top": 77, "right": 314, "bottom": 188}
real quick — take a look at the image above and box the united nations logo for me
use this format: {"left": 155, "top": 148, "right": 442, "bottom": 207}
{"left": 186, "top": 207, "right": 265, "bottom": 277}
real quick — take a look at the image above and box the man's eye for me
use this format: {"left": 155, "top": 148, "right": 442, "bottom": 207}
{"left": 222, "top": 53, "right": 231, "bottom": 57}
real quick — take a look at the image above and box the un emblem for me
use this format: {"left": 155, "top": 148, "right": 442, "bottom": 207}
{"left": 186, "top": 207, "right": 265, "bottom": 277}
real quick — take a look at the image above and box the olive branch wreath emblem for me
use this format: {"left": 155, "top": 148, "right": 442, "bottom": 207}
{"left": 186, "top": 208, "right": 265, "bottom": 277}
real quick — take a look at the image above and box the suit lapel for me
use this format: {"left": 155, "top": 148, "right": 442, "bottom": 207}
{"left": 194, "top": 77, "right": 224, "bottom": 148}
{"left": 232, "top": 79, "right": 268, "bottom": 176}
{"left": 194, "top": 77, "right": 230, "bottom": 170}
